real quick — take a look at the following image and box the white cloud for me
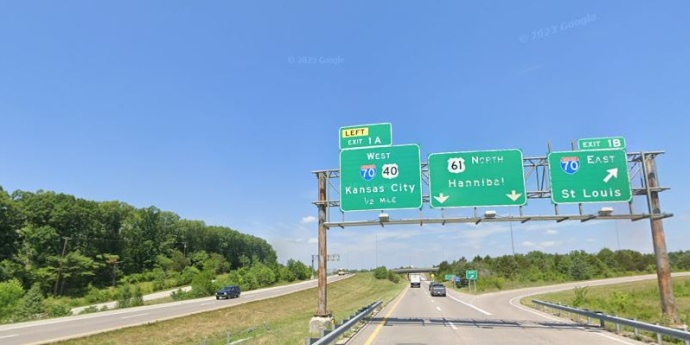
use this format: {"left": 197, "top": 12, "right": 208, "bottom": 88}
{"left": 524, "top": 222, "right": 567, "bottom": 232}
{"left": 539, "top": 241, "right": 561, "bottom": 248}
{"left": 300, "top": 216, "right": 317, "bottom": 224}
{"left": 544, "top": 229, "right": 559, "bottom": 235}
{"left": 376, "top": 229, "right": 423, "bottom": 241}
{"left": 307, "top": 238, "right": 318, "bottom": 244}
{"left": 522, "top": 240, "right": 561, "bottom": 250}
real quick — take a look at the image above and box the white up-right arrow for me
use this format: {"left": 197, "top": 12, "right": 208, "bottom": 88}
{"left": 434, "top": 193, "right": 449, "bottom": 204}
{"left": 603, "top": 168, "right": 618, "bottom": 183}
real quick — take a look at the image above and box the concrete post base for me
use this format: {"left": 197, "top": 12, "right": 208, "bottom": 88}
{"left": 309, "top": 316, "right": 334, "bottom": 335}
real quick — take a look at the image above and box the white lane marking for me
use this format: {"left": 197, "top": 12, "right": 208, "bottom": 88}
{"left": 593, "top": 332, "right": 639, "bottom": 345}
{"left": 436, "top": 307, "right": 441, "bottom": 311}
{"left": 509, "top": 295, "right": 565, "bottom": 322}
{"left": 509, "top": 295, "right": 638, "bottom": 345}
{"left": 447, "top": 321, "right": 458, "bottom": 330}
{"left": 448, "top": 295, "right": 492, "bottom": 316}
{"left": 0, "top": 334, "right": 19, "bottom": 339}
{"left": 121, "top": 313, "right": 150, "bottom": 320}
{"left": 200, "top": 302, "right": 214, "bottom": 306}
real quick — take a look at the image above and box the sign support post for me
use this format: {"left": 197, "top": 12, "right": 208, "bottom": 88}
{"left": 644, "top": 153, "right": 677, "bottom": 324}
{"left": 310, "top": 172, "right": 333, "bottom": 334}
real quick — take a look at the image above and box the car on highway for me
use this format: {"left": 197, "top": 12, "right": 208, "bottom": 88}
{"left": 430, "top": 283, "right": 446, "bottom": 297}
{"left": 429, "top": 282, "right": 443, "bottom": 291}
{"left": 216, "top": 285, "right": 241, "bottom": 300}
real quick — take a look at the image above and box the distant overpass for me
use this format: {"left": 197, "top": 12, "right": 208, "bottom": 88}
{"left": 390, "top": 267, "right": 439, "bottom": 274}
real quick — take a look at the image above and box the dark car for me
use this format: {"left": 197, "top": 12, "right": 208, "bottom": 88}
{"left": 430, "top": 283, "right": 446, "bottom": 297}
{"left": 216, "top": 285, "right": 241, "bottom": 300}
{"left": 429, "top": 282, "right": 443, "bottom": 291}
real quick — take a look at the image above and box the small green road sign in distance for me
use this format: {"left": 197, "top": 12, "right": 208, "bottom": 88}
{"left": 428, "top": 149, "right": 526, "bottom": 208}
{"left": 339, "top": 123, "right": 392, "bottom": 150}
{"left": 340, "top": 144, "right": 422, "bottom": 211}
{"left": 548, "top": 149, "right": 632, "bottom": 204}
{"left": 578, "top": 136, "right": 626, "bottom": 150}
{"left": 466, "top": 270, "right": 478, "bottom": 280}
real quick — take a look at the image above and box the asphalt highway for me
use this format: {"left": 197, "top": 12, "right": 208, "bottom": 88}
{"left": 0, "top": 275, "right": 349, "bottom": 345}
{"left": 347, "top": 273, "right": 690, "bottom": 345}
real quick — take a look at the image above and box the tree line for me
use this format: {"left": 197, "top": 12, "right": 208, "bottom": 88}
{"left": 435, "top": 248, "right": 690, "bottom": 289}
{"left": 0, "top": 186, "right": 302, "bottom": 298}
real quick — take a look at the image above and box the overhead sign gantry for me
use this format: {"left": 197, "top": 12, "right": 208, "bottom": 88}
{"left": 314, "top": 125, "right": 675, "bottom": 326}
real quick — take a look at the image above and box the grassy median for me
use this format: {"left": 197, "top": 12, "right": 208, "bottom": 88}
{"left": 57, "top": 273, "right": 405, "bottom": 345}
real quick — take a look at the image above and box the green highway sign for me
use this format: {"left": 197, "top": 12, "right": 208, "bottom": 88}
{"left": 444, "top": 274, "right": 455, "bottom": 281}
{"left": 548, "top": 149, "right": 632, "bottom": 204}
{"left": 578, "top": 136, "right": 626, "bottom": 150}
{"left": 466, "top": 270, "right": 478, "bottom": 280}
{"left": 339, "top": 123, "right": 392, "bottom": 150}
{"left": 428, "top": 149, "right": 526, "bottom": 208}
{"left": 340, "top": 144, "right": 422, "bottom": 211}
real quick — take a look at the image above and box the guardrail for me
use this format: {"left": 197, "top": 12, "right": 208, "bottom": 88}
{"left": 533, "top": 299, "right": 690, "bottom": 344}
{"left": 306, "top": 300, "right": 382, "bottom": 345}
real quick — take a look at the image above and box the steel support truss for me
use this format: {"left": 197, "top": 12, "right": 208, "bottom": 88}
{"left": 313, "top": 151, "right": 672, "bottom": 228}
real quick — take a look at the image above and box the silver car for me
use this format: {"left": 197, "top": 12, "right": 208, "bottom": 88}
{"left": 430, "top": 284, "right": 446, "bottom": 297}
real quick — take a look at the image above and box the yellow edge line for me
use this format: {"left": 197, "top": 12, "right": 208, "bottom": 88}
{"left": 364, "top": 288, "right": 409, "bottom": 345}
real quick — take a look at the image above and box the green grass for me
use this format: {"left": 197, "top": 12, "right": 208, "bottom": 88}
{"left": 448, "top": 277, "right": 570, "bottom": 295}
{"left": 78, "top": 275, "right": 303, "bottom": 308}
{"left": 57, "top": 273, "right": 405, "bottom": 345}
{"left": 523, "top": 276, "right": 690, "bottom": 326}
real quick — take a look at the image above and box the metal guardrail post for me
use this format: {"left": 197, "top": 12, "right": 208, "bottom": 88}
{"left": 597, "top": 312, "right": 605, "bottom": 328}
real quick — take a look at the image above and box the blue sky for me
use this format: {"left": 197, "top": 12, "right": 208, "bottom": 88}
{"left": 1, "top": 1, "right": 688, "bottom": 270}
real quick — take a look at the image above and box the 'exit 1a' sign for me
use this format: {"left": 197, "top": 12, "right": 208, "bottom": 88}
{"left": 339, "top": 123, "right": 392, "bottom": 150}
{"left": 578, "top": 136, "right": 626, "bottom": 150}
